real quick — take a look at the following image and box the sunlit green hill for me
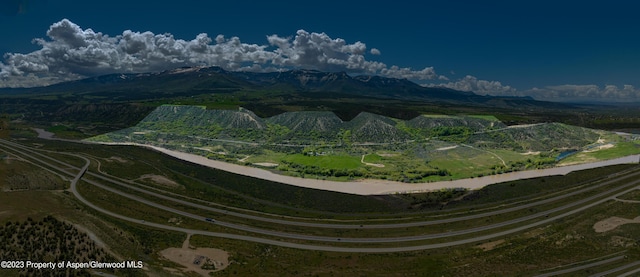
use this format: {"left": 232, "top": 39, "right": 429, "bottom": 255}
{"left": 87, "top": 105, "right": 639, "bottom": 182}
{"left": 266, "top": 111, "right": 343, "bottom": 142}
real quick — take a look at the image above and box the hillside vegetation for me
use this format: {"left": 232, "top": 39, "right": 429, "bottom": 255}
{"left": 0, "top": 216, "right": 118, "bottom": 276}
{"left": 2, "top": 67, "right": 638, "bottom": 141}
{"left": 87, "top": 105, "right": 639, "bottom": 182}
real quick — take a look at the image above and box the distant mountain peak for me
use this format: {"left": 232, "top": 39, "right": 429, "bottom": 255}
{"left": 1, "top": 66, "right": 560, "bottom": 109}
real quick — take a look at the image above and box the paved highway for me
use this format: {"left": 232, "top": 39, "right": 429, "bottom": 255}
{"left": 86, "top": 163, "right": 640, "bottom": 229}
{"left": 4, "top": 138, "right": 639, "bottom": 231}
{"left": 78, "top": 168, "right": 640, "bottom": 243}
{"left": 2, "top": 138, "right": 639, "bottom": 253}
{"left": 534, "top": 255, "right": 626, "bottom": 277}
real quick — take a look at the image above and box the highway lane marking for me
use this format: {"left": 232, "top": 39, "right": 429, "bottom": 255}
{"left": 4, "top": 138, "right": 640, "bottom": 253}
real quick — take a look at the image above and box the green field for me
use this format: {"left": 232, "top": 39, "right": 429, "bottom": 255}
{"left": 282, "top": 154, "right": 362, "bottom": 170}
{"left": 3, "top": 63, "right": 640, "bottom": 276}
{"left": 86, "top": 105, "right": 639, "bottom": 184}
{"left": 560, "top": 141, "right": 640, "bottom": 164}
{"left": 467, "top": 114, "right": 501, "bottom": 121}
{"left": 362, "top": 153, "right": 383, "bottom": 163}
{"left": 4, "top": 134, "right": 640, "bottom": 276}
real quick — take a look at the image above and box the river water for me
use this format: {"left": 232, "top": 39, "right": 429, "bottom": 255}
{"left": 32, "top": 129, "right": 640, "bottom": 195}
{"left": 86, "top": 142, "right": 640, "bottom": 196}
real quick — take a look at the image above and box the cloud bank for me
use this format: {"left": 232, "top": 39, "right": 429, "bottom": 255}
{"left": 2, "top": 19, "right": 638, "bottom": 102}
{"left": 522, "top": 85, "right": 640, "bottom": 102}
{"left": 424, "top": 75, "right": 516, "bottom": 95}
{"left": 0, "top": 19, "right": 441, "bottom": 87}
{"left": 426, "top": 76, "right": 640, "bottom": 103}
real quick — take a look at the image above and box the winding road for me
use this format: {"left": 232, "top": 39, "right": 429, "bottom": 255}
{"left": 2, "top": 138, "right": 640, "bottom": 254}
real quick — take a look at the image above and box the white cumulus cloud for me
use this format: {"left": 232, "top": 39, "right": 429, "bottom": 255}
{"left": 424, "top": 75, "right": 517, "bottom": 95}
{"left": 523, "top": 84, "right": 640, "bottom": 102}
{"left": 425, "top": 76, "right": 640, "bottom": 103}
{"left": 0, "top": 19, "right": 443, "bottom": 87}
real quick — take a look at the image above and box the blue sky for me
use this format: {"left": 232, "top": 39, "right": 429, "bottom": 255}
{"left": 1, "top": 0, "right": 639, "bottom": 102}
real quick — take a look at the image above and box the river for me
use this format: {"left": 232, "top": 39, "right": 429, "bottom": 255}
{"left": 32, "top": 129, "right": 640, "bottom": 195}
{"left": 87, "top": 142, "right": 640, "bottom": 196}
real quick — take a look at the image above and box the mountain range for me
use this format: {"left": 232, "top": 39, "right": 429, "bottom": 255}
{"left": 1, "top": 66, "right": 521, "bottom": 103}
{"left": 4, "top": 66, "right": 632, "bottom": 137}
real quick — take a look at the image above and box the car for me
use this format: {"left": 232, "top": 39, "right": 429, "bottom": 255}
{"left": 205, "top": 218, "right": 215, "bottom": 222}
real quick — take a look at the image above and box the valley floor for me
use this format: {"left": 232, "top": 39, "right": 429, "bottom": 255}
{"left": 91, "top": 141, "right": 640, "bottom": 195}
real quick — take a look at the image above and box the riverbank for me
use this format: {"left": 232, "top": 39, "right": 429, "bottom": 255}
{"left": 31, "top": 128, "right": 639, "bottom": 195}
{"left": 87, "top": 141, "right": 640, "bottom": 195}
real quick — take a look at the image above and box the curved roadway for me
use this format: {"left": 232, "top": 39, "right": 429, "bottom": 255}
{"left": 4, "top": 138, "right": 640, "bottom": 230}
{"left": 2, "top": 138, "right": 639, "bottom": 253}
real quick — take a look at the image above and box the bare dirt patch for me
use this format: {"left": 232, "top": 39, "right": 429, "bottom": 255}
{"left": 554, "top": 232, "right": 584, "bottom": 246}
{"left": 106, "top": 156, "right": 128, "bottom": 163}
{"left": 253, "top": 162, "right": 279, "bottom": 167}
{"left": 522, "top": 227, "right": 546, "bottom": 239}
{"left": 584, "top": 143, "right": 615, "bottom": 153}
{"left": 194, "top": 147, "right": 227, "bottom": 155}
{"left": 436, "top": 146, "right": 458, "bottom": 151}
{"left": 475, "top": 239, "right": 506, "bottom": 251}
{"left": 168, "top": 217, "right": 183, "bottom": 226}
{"left": 520, "top": 151, "right": 540, "bottom": 155}
{"left": 593, "top": 216, "right": 640, "bottom": 233}
{"left": 609, "top": 236, "right": 636, "bottom": 247}
{"left": 138, "top": 174, "right": 182, "bottom": 189}
{"left": 33, "top": 128, "right": 54, "bottom": 139}
{"left": 160, "top": 235, "right": 229, "bottom": 276}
